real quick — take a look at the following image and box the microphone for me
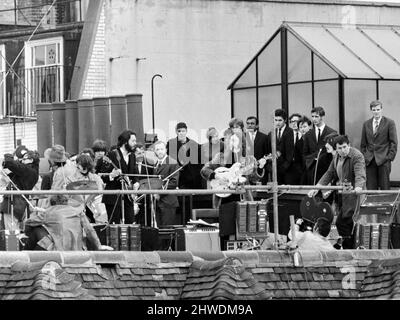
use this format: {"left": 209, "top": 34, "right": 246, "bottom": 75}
{"left": 313, "top": 148, "right": 323, "bottom": 186}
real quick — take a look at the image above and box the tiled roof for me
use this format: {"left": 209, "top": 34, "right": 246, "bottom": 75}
{"left": 181, "top": 257, "right": 269, "bottom": 300}
{"left": 0, "top": 250, "right": 400, "bottom": 300}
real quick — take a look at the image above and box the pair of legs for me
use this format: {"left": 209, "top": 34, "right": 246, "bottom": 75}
{"left": 366, "top": 158, "right": 391, "bottom": 190}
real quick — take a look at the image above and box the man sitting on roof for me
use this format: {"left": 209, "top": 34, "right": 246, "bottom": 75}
{"left": 287, "top": 217, "right": 335, "bottom": 251}
{"left": 24, "top": 195, "right": 112, "bottom": 251}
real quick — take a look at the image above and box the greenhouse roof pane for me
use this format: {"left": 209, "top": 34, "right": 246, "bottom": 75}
{"left": 288, "top": 24, "right": 378, "bottom": 79}
{"left": 326, "top": 26, "right": 400, "bottom": 79}
{"left": 361, "top": 28, "right": 400, "bottom": 67}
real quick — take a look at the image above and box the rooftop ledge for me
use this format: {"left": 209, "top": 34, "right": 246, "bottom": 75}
{"left": 1, "top": 249, "right": 400, "bottom": 268}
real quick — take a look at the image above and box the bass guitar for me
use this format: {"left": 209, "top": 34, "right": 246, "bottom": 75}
{"left": 102, "top": 155, "right": 136, "bottom": 203}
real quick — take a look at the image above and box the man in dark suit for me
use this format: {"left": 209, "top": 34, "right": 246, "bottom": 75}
{"left": 245, "top": 116, "right": 269, "bottom": 184}
{"left": 285, "top": 113, "right": 303, "bottom": 185}
{"left": 360, "top": 100, "right": 398, "bottom": 190}
{"left": 133, "top": 143, "right": 154, "bottom": 226}
{"left": 102, "top": 129, "right": 139, "bottom": 224}
{"left": 302, "top": 106, "right": 337, "bottom": 185}
{"left": 153, "top": 141, "right": 180, "bottom": 227}
{"left": 266, "top": 109, "right": 294, "bottom": 184}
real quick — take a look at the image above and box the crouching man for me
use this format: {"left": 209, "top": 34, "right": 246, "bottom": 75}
{"left": 24, "top": 195, "right": 112, "bottom": 251}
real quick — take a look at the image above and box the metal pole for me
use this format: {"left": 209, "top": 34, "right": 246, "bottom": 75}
{"left": 151, "top": 74, "right": 162, "bottom": 134}
{"left": 271, "top": 112, "right": 279, "bottom": 249}
{"left": 13, "top": 117, "right": 16, "bottom": 149}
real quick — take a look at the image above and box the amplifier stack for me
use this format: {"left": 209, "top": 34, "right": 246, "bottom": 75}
{"left": 355, "top": 223, "right": 391, "bottom": 249}
{"left": 235, "top": 201, "right": 269, "bottom": 240}
{"left": 107, "top": 224, "right": 142, "bottom": 251}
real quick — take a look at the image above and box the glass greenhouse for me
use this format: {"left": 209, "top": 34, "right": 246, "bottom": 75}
{"left": 228, "top": 22, "right": 400, "bottom": 181}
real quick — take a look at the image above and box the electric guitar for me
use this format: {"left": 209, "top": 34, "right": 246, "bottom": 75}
{"left": 208, "top": 153, "right": 279, "bottom": 197}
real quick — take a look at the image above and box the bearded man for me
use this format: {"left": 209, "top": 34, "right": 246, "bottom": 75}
{"left": 102, "top": 130, "right": 140, "bottom": 224}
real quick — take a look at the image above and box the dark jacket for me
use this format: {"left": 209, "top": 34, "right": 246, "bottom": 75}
{"left": 102, "top": 148, "right": 139, "bottom": 205}
{"left": 1, "top": 155, "right": 39, "bottom": 220}
{"left": 360, "top": 116, "right": 398, "bottom": 166}
{"left": 154, "top": 156, "right": 180, "bottom": 208}
{"left": 303, "top": 125, "right": 337, "bottom": 170}
{"left": 246, "top": 130, "right": 269, "bottom": 161}
{"left": 267, "top": 126, "right": 294, "bottom": 176}
{"left": 318, "top": 147, "right": 366, "bottom": 218}
{"left": 167, "top": 137, "right": 201, "bottom": 189}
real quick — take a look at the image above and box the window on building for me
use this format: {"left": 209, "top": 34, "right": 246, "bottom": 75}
{"left": 25, "top": 37, "right": 64, "bottom": 115}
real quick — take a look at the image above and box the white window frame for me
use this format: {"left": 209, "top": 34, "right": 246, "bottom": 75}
{"left": 0, "top": 44, "right": 6, "bottom": 118}
{"left": 25, "top": 36, "right": 64, "bottom": 115}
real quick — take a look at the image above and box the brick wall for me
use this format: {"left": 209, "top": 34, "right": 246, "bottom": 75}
{"left": 0, "top": 0, "right": 17, "bottom": 25}
{"left": 82, "top": 1, "right": 106, "bottom": 98}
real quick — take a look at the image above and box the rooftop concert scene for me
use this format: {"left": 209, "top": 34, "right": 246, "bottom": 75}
{"left": 0, "top": 0, "right": 400, "bottom": 307}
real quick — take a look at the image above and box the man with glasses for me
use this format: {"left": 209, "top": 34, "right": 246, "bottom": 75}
{"left": 246, "top": 116, "right": 269, "bottom": 184}
{"left": 286, "top": 113, "right": 303, "bottom": 184}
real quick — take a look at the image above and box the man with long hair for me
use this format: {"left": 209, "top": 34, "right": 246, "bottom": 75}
{"left": 102, "top": 130, "right": 140, "bottom": 224}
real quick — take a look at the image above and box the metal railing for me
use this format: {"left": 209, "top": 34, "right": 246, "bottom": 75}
{"left": 3, "top": 65, "right": 73, "bottom": 117}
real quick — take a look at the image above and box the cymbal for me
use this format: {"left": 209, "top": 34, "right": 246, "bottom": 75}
{"left": 66, "top": 180, "right": 98, "bottom": 190}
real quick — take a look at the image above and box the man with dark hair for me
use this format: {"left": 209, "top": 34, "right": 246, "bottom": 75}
{"left": 246, "top": 116, "right": 268, "bottom": 184}
{"left": 166, "top": 122, "right": 201, "bottom": 189}
{"left": 266, "top": 109, "right": 294, "bottom": 184}
{"left": 0, "top": 149, "right": 40, "bottom": 231}
{"left": 286, "top": 113, "right": 303, "bottom": 184}
{"left": 102, "top": 129, "right": 140, "bottom": 224}
{"left": 65, "top": 154, "right": 104, "bottom": 223}
{"left": 309, "top": 134, "right": 366, "bottom": 249}
{"left": 288, "top": 217, "right": 335, "bottom": 251}
{"left": 303, "top": 106, "right": 337, "bottom": 185}
{"left": 360, "top": 100, "right": 397, "bottom": 190}
{"left": 167, "top": 122, "right": 201, "bottom": 224}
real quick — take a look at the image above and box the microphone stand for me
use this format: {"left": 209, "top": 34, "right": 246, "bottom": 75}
{"left": 313, "top": 148, "right": 323, "bottom": 186}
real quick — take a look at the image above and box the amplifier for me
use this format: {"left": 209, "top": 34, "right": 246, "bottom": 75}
{"left": 107, "top": 224, "right": 142, "bottom": 251}
{"left": 235, "top": 201, "right": 269, "bottom": 240}
{"left": 355, "top": 223, "right": 391, "bottom": 249}
{"left": 175, "top": 227, "right": 220, "bottom": 252}
{"left": 359, "top": 194, "right": 399, "bottom": 224}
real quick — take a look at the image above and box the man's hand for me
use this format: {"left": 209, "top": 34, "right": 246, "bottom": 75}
{"left": 110, "top": 168, "right": 121, "bottom": 179}
{"left": 308, "top": 189, "right": 318, "bottom": 198}
{"left": 133, "top": 182, "right": 140, "bottom": 190}
{"left": 154, "top": 194, "right": 160, "bottom": 201}
{"left": 258, "top": 158, "right": 267, "bottom": 169}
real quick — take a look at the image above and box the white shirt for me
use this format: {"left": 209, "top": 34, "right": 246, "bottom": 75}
{"left": 293, "top": 131, "right": 301, "bottom": 144}
{"left": 373, "top": 116, "right": 382, "bottom": 133}
{"left": 156, "top": 155, "right": 168, "bottom": 167}
{"left": 119, "top": 147, "right": 130, "bottom": 165}
{"left": 315, "top": 123, "right": 325, "bottom": 141}
{"left": 277, "top": 125, "right": 286, "bottom": 139}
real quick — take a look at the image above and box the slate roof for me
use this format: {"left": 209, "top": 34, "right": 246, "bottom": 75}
{"left": 0, "top": 250, "right": 400, "bottom": 300}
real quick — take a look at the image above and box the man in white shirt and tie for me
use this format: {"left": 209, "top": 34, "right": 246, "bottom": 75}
{"left": 285, "top": 113, "right": 303, "bottom": 184}
{"left": 302, "top": 106, "right": 337, "bottom": 185}
{"left": 360, "top": 100, "right": 397, "bottom": 190}
{"left": 266, "top": 109, "right": 294, "bottom": 184}
{"left": 245, "top": 116, "right": 269, "bottom": 184}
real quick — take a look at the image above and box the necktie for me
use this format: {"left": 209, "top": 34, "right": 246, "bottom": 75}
{"left": 278, "top": 128, "right": 282, "bottom": 140}
{"left": 295, "top": 132, "right": 299, "bottom": 145}
{"left": 317, "top": 128, "right": 321, "bottom": 143}
{"left": 374, "top": 120, "right": 379, "bottom": 134}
